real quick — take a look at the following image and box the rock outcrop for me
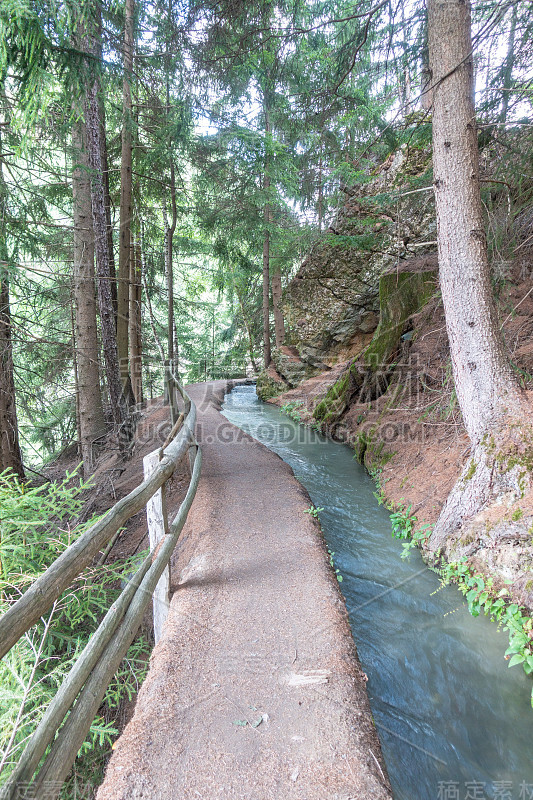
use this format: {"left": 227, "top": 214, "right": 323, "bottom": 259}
{"left": 283, "top": 145, "right": 436, "bottom": 368}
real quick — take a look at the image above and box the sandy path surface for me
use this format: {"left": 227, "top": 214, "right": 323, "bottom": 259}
{"left": 96, "top": 381, "right": 392, "bottom": 800}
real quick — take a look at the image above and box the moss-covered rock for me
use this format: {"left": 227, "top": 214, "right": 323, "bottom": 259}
{"left": 313, "top": 260, "right": 437, "bottom": 428}
{"left": 364, "top": 267, "right": 438, "bottom": 368}
{"left": 256, "top": 368, "right": 286, "bottom": 401}
{"left": 313, "top": 360, "right": 365, "bottom": 425}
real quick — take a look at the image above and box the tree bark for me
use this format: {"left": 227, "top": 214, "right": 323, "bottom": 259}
{"left": 0, "top": 119, "right": 24, "bottom": 479}
{"left": 165, "top": 0, "right": 178, "bottom": 379}
{"left": 71, "top": 110, "right": 106, "bottom": 474}
{"left": 420, "top": 7, "right": 433, "bottom": 112}
{"left": 429, "top": 0, "right": 518, "bottom": 441}
{"left": 262, "top": 104, "right": 272, "bottom": 368}
{"left": 100, "top": 105, "right": 117, "bottom": 324}
{"left": 427, "top": 0, "right": 524, "bottom": 551}
{"left": 317, "top": 142, "right": 324, "bottom": 233}
{"left": 84, "top": 36, "right": 129, "bottom": 448}
{"left": 117, "top": 0, "right": 135, "bottom": 389}
{"left": 166, "top": 161, "right": 178, "bottom": 374}
{"left": 271, "top": 267, "right": 285, "bottom": 348}
{"left": 129, "top": 235, "right": 143, "bottom": 404}
{"left": 0, "top": 275, "right": 24, "bottom": 480}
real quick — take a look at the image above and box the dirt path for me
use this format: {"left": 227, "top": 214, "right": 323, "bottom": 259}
{"left": 97, "top": 381, "right": 392, "bottom": 800}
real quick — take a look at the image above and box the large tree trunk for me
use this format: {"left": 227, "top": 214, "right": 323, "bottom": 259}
{"left": 427, "top": 0, "right": 525, "bottom": 552}
{"left": 164, "top": 0, "right": 178, "bottom": 380}
{"left": 72, "top": 112, "right": 106, "bottom": 475}
{"left": 0, "top": 275, "right": 24, "bottom": 480}
{"left": 165, "top": 162, "right": 178, "bottom": 375}
{"left": 0, "top": 122, "right": 24, "bottom": 480}
{"left": 262, "top": 105, "right": 272, "bottom": 367}
{"left": 117, "top": 0, "right": 135, "bottom": 390}
{"left": 317, "top": 142, "right": 324, "bottom": 233}
{"left": 85, "top": 38, "right": 130, "bottom": 451}
{"left": 100, "top": 105, "right": 117, "bottom": 324}
{"left": 271, "top": 267, "right": 285, "bottom": 348}
{"left": 129, "top": 235, "right": 143, "bottom": 404}
{"left": 262, "top": 216, "right": 271, "bottom": 367}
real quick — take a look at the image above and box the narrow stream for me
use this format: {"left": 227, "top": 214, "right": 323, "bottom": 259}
{"left": 222, "top": 384, "right": 533, "bottom": 800}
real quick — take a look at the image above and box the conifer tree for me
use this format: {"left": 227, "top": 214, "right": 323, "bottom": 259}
{"left": 427, "top": 0, "right": 530, "bottom": 550}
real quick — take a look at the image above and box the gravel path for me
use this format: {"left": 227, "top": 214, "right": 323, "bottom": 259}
{"left": 96, "top": 381, "right": 392, "bottom": 800}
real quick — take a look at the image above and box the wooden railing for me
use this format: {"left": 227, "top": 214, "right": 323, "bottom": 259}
{"left": 0, "top": 371, "right": 201, "bottom": 800}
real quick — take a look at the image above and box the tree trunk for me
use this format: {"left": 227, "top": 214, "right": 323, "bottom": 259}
{"left": 71, "top": 298, "right": 82, "bottom": 458}
{"left": 427, "top": 0, "right": 525, "bottom": 551}
{"left": 262, "top": 221, "right": 271, "bottom": 367}
{"left": 399, "top": 0, "right": 412, "bottom": 114}
{"left": 317, "top": 142, "right": 323, "bottom": 233}
{"left": 499, "top": 4, "right": 518, "bottom": 124}
{"left": 129, "top": 235, "right": 143, "bottom": 404}
{"left": 0, "top": 275, "right": 24, "bottom": 480}
{"left": 72, "top": 110, "right": 106, "bottom": 474}
{"left": 0, "top": 120, "right": 24, "bottom": 480}
{"left": 262, "top": 105, "right": 272, "bottom": 368}
{"left": 236, "top": 289, "right": 259, "bottom": 373}
{"left": 117, "top": 0, "right": 135, "bottom": 389}
{"left": 271, "top": 267, "right": 285, "bottom": 348}
{"left": 165, "top": 0, "right": 178, "bottom": 380}
{"left": 166, "top": 161, "right": 177, "bottom": 374}
{"left": 420, "top": 7, "right": 433, "bottom": 112}
{"left": 84, "top": 39, "right": 130, "bottom": 449}
{"left": 100, "top": 105, "right": 117, "bottom": 324}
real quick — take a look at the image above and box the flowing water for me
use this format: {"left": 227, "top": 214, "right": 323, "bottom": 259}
{"left": 222, "top": 384, "right": 533, "bottom": 800}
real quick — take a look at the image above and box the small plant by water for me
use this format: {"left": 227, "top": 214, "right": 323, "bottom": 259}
{"left": 281, "top": 400, "right": 322, "bottom": 433}
{"left": 327, "top": 547, "right": 343, "bottom": 583}
{"left": 380, "top": 485, "right": 533, "bottom": 706}
{"left": 389, "top": 502, "right": 432, "bottom": 558}
{"left": 436, "top": 558, "right": 533, "bottom": 704}
{"left": 304, "top": 505, "right": 324, "bottom": 519}
{"left": 281, "top": 400, "right": 304, "bottom": 422}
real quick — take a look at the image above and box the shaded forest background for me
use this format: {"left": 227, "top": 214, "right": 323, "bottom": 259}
{"left": 1, "top": 0, "right": 531, "bottom": 474}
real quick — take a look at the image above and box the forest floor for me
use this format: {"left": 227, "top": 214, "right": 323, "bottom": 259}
{"left": 268, "top": 276, "right": 533, "bottom": 612}
{"left": 90, "top": 380, "right": 391, "bottom": 800}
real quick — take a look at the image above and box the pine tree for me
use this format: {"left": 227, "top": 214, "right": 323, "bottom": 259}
{"left": 427, "top": 0, "right": 530, "bottom": 551}
{"left": 71, "top": 94, "right": 106, "bottom": 474}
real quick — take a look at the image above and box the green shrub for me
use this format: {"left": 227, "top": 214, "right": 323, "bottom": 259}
{"left": 0, "top": 469, "right": 150, "bottom": 794}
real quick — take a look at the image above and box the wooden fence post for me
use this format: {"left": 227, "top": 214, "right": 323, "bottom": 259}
{"left": 143, "top": 449, "right": 170, "bottom": 643}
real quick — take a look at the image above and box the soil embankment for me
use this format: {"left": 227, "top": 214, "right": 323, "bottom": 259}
{"left": 96, "top": 381, "right": 391, "bottom": 800}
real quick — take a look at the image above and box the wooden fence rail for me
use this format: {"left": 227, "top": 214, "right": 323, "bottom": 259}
{"left": 0, "top": 372, "right": 201, "bottom": 800}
